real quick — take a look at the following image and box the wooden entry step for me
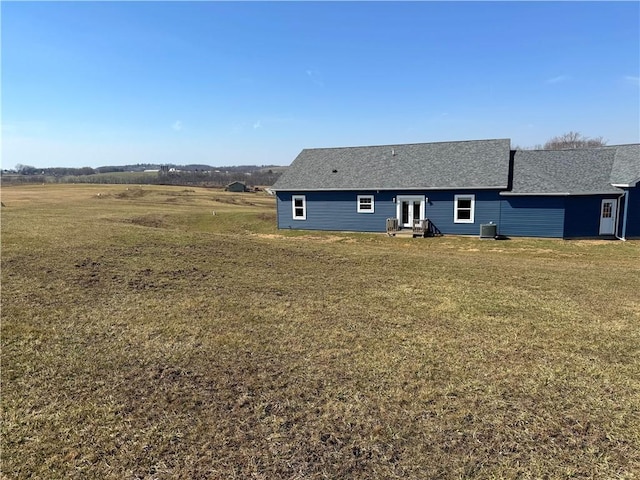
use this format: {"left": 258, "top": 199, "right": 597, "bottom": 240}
{"left": 387, "top": 229, "right": 424, "bottom": 238}
{"left": 386, "top": 218, "right": 442, "bottom": 238}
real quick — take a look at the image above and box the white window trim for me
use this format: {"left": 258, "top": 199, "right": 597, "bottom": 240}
{"left": 357, "top": 195, "right": 375, "bottom": 213}
{"left": 454, "top": 194, "right": 475, "bottom": 223}
{"left": 292, "top": 195, "right": 306, "bottom": 220}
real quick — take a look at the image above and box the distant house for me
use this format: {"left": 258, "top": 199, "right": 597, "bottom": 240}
{"left": 271, "top": 139, "right": 639, "bottom": 239}
{"left": 226, "top": 181, "right": 248, "bottom": 193}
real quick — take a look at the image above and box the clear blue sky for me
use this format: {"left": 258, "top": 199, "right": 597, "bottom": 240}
{"left": 2, "top": 1, "right": 639, "bottom": 169}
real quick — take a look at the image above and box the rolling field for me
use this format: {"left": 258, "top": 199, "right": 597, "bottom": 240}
{"left": 2, "top": 184, "right": 639, "bottom": 479}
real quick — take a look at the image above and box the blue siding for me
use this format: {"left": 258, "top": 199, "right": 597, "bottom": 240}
{"left": 425, "top": 190, "right": 501, "bottom": 235}
{"left": 277, "top": 191, "right": 637, "bottom": 239}
{"left": 277, "top": 191, "right": 396, "bottom": 232}
{"left": 564, "top": 195, "right": 620, "bottom": 238}
{"left": 276, "top": 190, "right": 502, "bottom": 234}
{"left": 499, "top": 197, "right": 565, "bottom": 238}
{"left": 623, "top": 186, "right": 640, "bottom": 238}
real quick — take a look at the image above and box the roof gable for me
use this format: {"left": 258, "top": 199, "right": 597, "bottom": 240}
{"left": 272, "top": 139, "right": 511, "bottom": 191}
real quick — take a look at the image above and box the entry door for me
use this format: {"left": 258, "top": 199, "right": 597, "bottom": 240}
{"left": 397, "top": 196, "right": 425, "bottom": 228}
{"left": 599, "top": 199, "right": 617, "bottom": 235}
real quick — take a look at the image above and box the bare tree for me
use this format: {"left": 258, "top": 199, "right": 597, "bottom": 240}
{"left": 512, "top": 144, "right": 543, "bottom": 150}
{"left": 543, "top": 131, "right": 607, "bottom": 150}
{"left": 15, "top": 163, "right": 37, "bottom": 174}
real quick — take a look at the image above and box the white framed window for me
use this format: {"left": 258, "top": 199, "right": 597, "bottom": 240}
{"left": 454, "top": 194, "right": 475, "bottom": 223}
{"left": 292, "top": 195, "right": 306, "bottom": 220}
{"left": 357, "top": 195, "right": 375, "bottom": 213}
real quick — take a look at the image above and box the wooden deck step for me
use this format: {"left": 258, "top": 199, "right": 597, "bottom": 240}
{"left": 388, "top": 230, "right": 423, "bottom": 238}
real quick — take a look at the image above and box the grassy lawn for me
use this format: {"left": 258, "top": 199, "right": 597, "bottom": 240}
{"left": 2, "top": 184, "right": 639, "bottom": 479}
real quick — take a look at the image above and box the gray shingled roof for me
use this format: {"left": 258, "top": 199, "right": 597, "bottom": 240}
{"left": 272, "top": 139, "right": 511, "bottom": 191}
{"left": 609, "top": 144, "right": 640, "bottom": 186}
{"left": 506, "top": 147, "right": 636, "bottom": 195}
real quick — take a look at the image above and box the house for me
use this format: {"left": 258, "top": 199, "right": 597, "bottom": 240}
{"left": 226, "top": 181, "right": 248, "bottom": 193}
{"left": 501, "top": 144, "right": 639, "bottom": 238}
{"left": 271, "top": 139, "right": 639, "bottom": 239}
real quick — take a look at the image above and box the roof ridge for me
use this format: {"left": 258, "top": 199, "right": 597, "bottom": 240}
{"left": 303, "top": 138, "right": 511, "bottom": 152}
{"left": 602, "top": 143, "right": 640, "bottom": 148}
{"left": 522, "top": 143, "right": 639, "bottom": 152}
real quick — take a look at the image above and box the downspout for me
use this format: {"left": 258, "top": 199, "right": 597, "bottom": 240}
{"left": 274, "top": 191, "right": 280, "bottom": 230}
{"left": 615, "top": 191, "right": 628, "bottom": 241}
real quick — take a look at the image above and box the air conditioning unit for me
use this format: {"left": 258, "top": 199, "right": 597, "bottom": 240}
{"left": 480, "top": 223, "right": 497, "bottom": 239}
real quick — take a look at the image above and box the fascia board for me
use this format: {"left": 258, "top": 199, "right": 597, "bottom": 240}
{"left": 500, "top": 191, "right": 621, "bottom": 197}
{"left": 272, "top": 185, "right": 508, "bottom": 192}
{"left": 612, "top": 178, "right": 639, "bottom": 188}
{"left": 500, "top": 192, "right": 570, "bottom": 197}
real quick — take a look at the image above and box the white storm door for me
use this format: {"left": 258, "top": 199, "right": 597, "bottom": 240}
{"left": 599, "top": 199, "right": 617, "bottom": 235}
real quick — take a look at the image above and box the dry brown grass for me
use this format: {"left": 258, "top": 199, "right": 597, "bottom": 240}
{"left": 2, "top": 184, "right": 639, "bottom": 479}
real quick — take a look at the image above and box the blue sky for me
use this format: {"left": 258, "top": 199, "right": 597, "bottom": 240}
{"left": 2, "top": 1, "right": 639, "bottom": 169}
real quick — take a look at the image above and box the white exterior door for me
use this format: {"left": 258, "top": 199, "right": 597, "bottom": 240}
{"left": 599, "top": 199, "right": 617, "bottom": 235}
{"left": 396, "top": 196, "right": 425, "bottom": 228}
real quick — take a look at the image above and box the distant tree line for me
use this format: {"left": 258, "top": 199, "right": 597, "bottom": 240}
{"left": 1, "top": 165, "right": 283, "bottom": 187}
{"left": 154, "top": 169, "right": 282, "bottom": 187}
{"left": 10, "top": 164, "right": 97, "bottom": 176}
